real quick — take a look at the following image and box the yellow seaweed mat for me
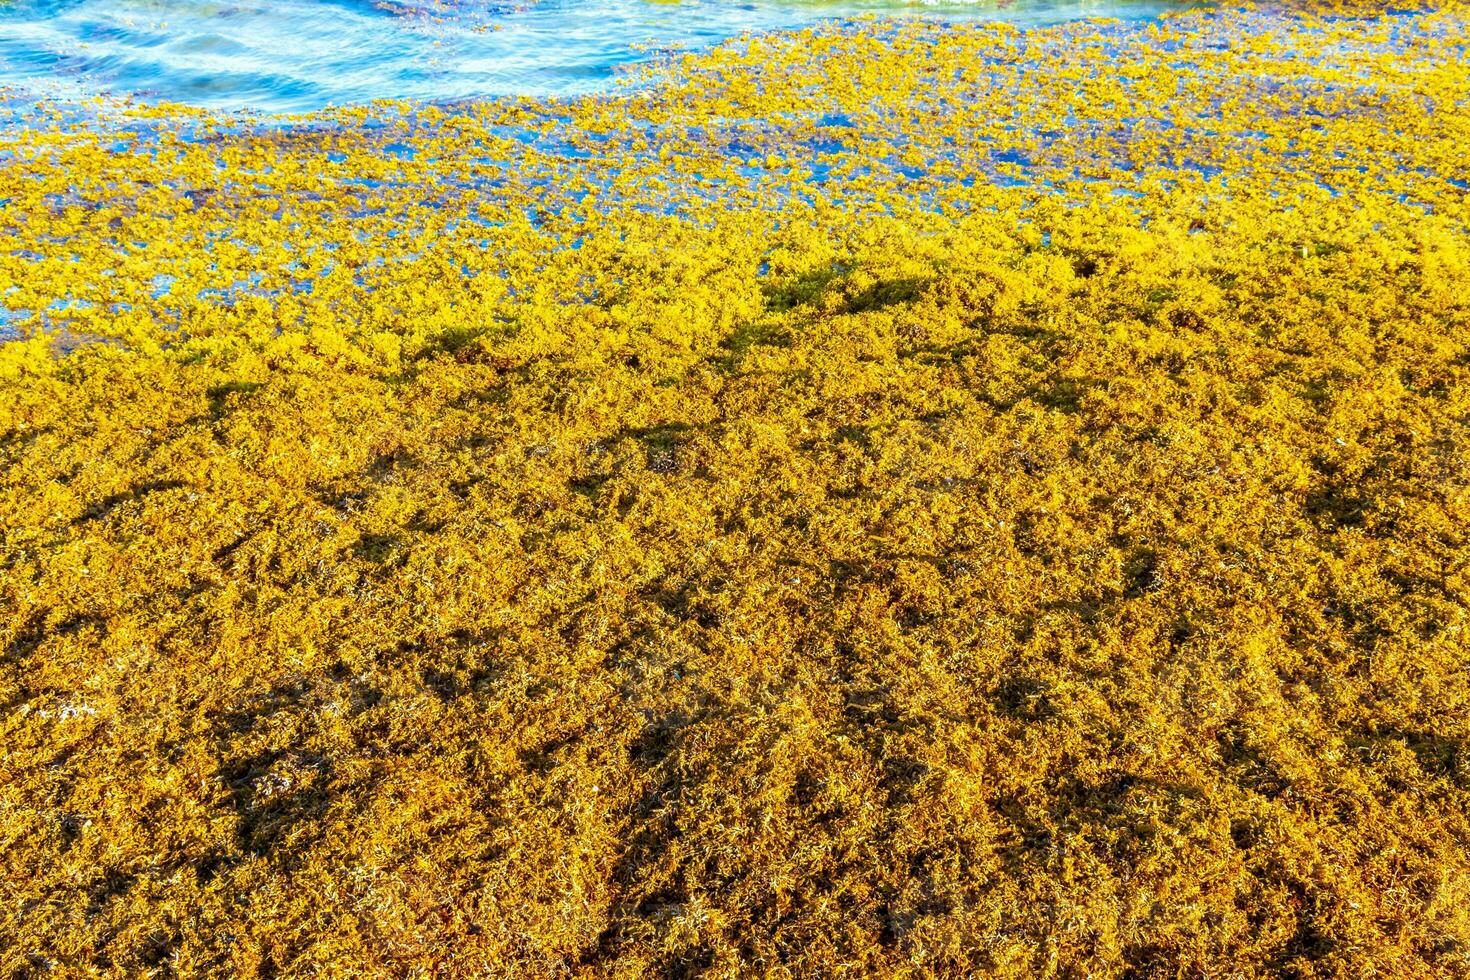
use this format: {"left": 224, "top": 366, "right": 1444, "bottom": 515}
{"left": 3, "top": 1, "right": 1470, "bottom": 976}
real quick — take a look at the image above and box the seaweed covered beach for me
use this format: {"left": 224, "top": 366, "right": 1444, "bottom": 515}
{"left": 2, "top": 1, "right": 1470, "bottom": 975}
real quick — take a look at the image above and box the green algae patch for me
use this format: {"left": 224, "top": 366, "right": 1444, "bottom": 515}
{"left": 3, "top": 2, "right": 1470, "bottom": 976}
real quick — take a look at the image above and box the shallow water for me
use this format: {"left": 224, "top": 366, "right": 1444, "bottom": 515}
{"left": 0, "top": 0, "right": 1188, "bottom": 113}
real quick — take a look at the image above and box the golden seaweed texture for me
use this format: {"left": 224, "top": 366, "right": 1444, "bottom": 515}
{"left": 2, "top": 1, "right": 1470, "bottom": 976}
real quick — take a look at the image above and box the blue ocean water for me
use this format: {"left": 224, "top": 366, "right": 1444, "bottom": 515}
{"left": 0, "top": 0, "right": 1189, "bottom": 113}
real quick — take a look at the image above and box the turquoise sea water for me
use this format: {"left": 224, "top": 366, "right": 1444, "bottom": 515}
{"left": 0, "top": 0, "right": 1188, "bottom": 112}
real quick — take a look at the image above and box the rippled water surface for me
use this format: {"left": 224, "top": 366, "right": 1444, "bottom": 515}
{"left": 0, "top": 0, "right": 1189, "bottom": 112}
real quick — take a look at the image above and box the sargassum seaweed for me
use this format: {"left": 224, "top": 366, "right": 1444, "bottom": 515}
{"left": 1, "top": 1, "right": 1469, "bottom": 976}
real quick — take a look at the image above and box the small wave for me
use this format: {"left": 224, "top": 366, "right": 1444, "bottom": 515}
{"left": 0, "top": 0, "right": 1194, "bottom": 112}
